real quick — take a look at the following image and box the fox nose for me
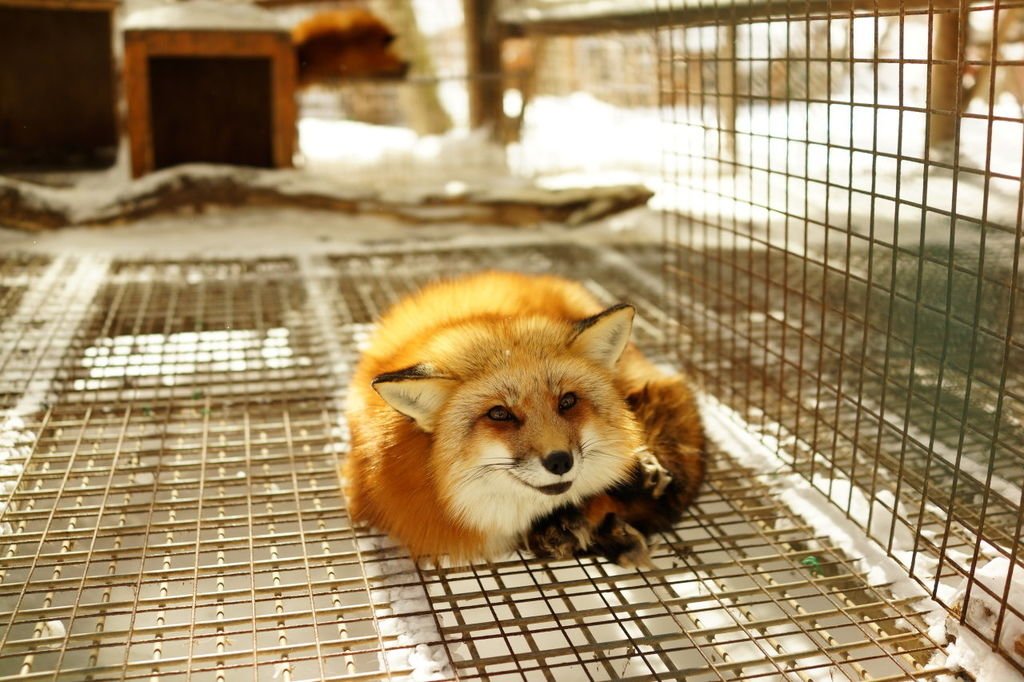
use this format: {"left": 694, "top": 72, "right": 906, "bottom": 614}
{"left": 542, "top": 450, "right": 573, "bottom": 476}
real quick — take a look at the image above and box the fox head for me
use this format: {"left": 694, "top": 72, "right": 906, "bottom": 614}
{"left": 371, "top": 304, "right": 642, "bottom": 541}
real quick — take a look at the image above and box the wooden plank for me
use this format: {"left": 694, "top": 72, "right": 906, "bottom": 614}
{"left": 123, "top": 36, "right": 153, "bottom": 178}
{"left": 271, "top": 37, "right": 298, "bottom": 168}
{"left": 125, "top": 29, "right": 290, "bottom": 57}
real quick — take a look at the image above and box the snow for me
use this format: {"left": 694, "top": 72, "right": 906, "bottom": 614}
{"left": 856, "top": 395, "right": 1022, "bottom": 506}
{"left": 511, "top": 93, "right": 661, "bottom": 186}
{"left": 124, "top": 2, "right": 286, "bottom": 32}
{"left": 39, "top": 619, "right": 66, "bottom": 641}
{"left": 509, "top": 88, "right": 1023, "bottom": 254}
{"left": 943, "top": 558, "right": 1024, "bottom": 676}
{"left": 1, "top": 155, "right": 649, "bottom": 231}
{"left": 0, "top": 414, "right": 33, "bottom": 529}
{"left": 299, "top": 123, "right": 520, "bottom": 194}
{"left": 356, "top": 536, "right": 453, "bottom": 680}
{"left": 15, "top": 259, "right": 109, "bottom": 414}
{"left": 501, "top": 0, "right": 657, "bottom": 24}
{"left": 0, "top": 199, "right": 660, "bottom": 259}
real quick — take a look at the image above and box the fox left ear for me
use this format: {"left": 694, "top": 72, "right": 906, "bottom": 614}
{"left": 372, "top": 365, "right": 456, "bottom": 433}
{"left": 570, "top": 304, "right": 635, "bottom": 368}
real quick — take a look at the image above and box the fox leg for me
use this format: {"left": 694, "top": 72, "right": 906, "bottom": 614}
{"left": 525, "top": 505, "right": 592, "bottom": 560}
{"left": 616, "top": 376, "right": 706, "bottom": 533}
{"left": 637, "top": 446, "right": 672, "bottom": 499}
{"left": 525, "top": 497, "right": 651, "bottom": 568}
{"left": 525, "top": 453, "right": 670, "bottom": 567}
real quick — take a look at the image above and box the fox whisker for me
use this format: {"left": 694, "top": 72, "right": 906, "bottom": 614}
{"left": 457, "top": 461, "right": 517, "bottom": 487}
{"left": 580, "top": 448, "right": 628, "bottom": 463}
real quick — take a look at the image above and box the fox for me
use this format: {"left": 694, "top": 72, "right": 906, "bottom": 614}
{"left": 292, "top": 9, "right": 410, "bottom": 88}
{"left": 343, "top": 271, "right": 705, "bottom": 566}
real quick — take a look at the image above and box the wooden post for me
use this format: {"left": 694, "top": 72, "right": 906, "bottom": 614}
{"left": 928, "top": 7, "right": 968, "bottom": 150}
{"left": 123, "top": 33, "right": 152, "bottom": 179}
{"left": 464, "top": 0, "right": 504, "bottom": 133}
{"left": 271, "top": 35, "right": 298, "bottom": 168}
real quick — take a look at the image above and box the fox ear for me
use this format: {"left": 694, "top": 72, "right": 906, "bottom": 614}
{"left": 570, "top": 304, "right": 635, "bottom": 368}
{"left": 372, "top": 365, "right": 455, "bottom": 433}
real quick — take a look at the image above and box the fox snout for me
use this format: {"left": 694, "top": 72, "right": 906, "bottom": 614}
{"left": 541, "top": 450, "right": 573, "bottom": 476}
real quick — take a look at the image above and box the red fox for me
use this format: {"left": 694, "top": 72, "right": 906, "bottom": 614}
{"left": 292, "top": 9, "right": 410, "bottom": 88}
{"left": 344, "top": 272, "right": 705, "bottom": 566}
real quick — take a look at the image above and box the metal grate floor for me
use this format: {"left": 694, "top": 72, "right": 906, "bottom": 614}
{"left": 0, "top": 244, "right": 956, "bottom": 680}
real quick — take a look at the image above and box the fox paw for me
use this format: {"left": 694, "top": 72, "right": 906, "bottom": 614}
{"left": 526, "top": 506, "right": 592, "bottom": 560}
{"left": 593, "top": 513, "right": 652, "bottom": 569}
{"left": 637, "top": 447, "right": 672, "bottom": 499}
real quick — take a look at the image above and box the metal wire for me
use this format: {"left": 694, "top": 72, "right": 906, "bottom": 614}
{"left": 646, "top": 0, "right": 1024, "bottom": 672}
{"left": 4, "top": 0, "right": 1021, "bottom": 676}
{"left": 0, "top": 246, "right": 957, "bottom": 680}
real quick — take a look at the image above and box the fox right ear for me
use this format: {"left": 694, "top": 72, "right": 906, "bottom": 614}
{"left": 570, "top": 304, "right": 635, "bottom": 368}
{"left": 372, "top": 366, "right": 455, "bottom": 433}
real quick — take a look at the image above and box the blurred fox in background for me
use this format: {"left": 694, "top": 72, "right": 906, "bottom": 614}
{"left": 292, "top": 8, "right": 410, "bottom": 88}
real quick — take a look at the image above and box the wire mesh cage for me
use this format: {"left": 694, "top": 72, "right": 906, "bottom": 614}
{"left": 1, "top": 0, "right": 1023, "bottom": 680}
{"left": 648, "top": 0, "right": 1024, "bottom": 674}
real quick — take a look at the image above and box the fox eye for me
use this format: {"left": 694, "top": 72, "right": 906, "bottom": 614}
{"left": 487, "top": 406, "right": 514, "bottom": 422}
{"left": 382, "top": 33, "right": 396, "bottom": 46}
{"left": 558, "top": 392, "right": 578, "bottom": 412}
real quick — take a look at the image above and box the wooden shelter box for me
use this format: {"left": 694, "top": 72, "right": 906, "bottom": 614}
{"left": 124, "top": 7, "right": 296, "bottom": 178}
{"left": 0, "top": 0, "right": 119, "bottom": 169}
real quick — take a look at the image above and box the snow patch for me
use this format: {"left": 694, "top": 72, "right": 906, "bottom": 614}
{"left": 357, "top": 536, "right": 453, "bottom": 680}
{"left": 299, "top": 122, "right": 516, "bottom": 194}
{"left": 944, "top": 558, "right": 1024, "bottom": 677}
{"left": 0, "top": 413, "right": 33, "bottom": 526}
{"left": 124, "top": 2, "right": 285, "bottom": 31}
{"left": 40, "top": 619, "right": 66, "bottom": 641}
{"left": 858, "top": 395, "right": 1022, "bottom": 506}
{"left": 298, "top": 257, "right": 449, "bottom": 679}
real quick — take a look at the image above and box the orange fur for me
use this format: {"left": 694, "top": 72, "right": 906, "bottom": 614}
{"left": 344, "top": 271, "right": 704, "bottom": 565}
{"left": 292, "top": 9, "right": 409, "bottom": 87}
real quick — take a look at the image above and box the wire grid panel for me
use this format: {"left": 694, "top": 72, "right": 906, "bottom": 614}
{"left": 656, "top": 0, "right": 1024, "bottom": 671}
{"left": 0, "top": 246, "right": 954, "bottom": 681}
{"left": 0, "top": 258, "right": 406, "bottom": 681}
